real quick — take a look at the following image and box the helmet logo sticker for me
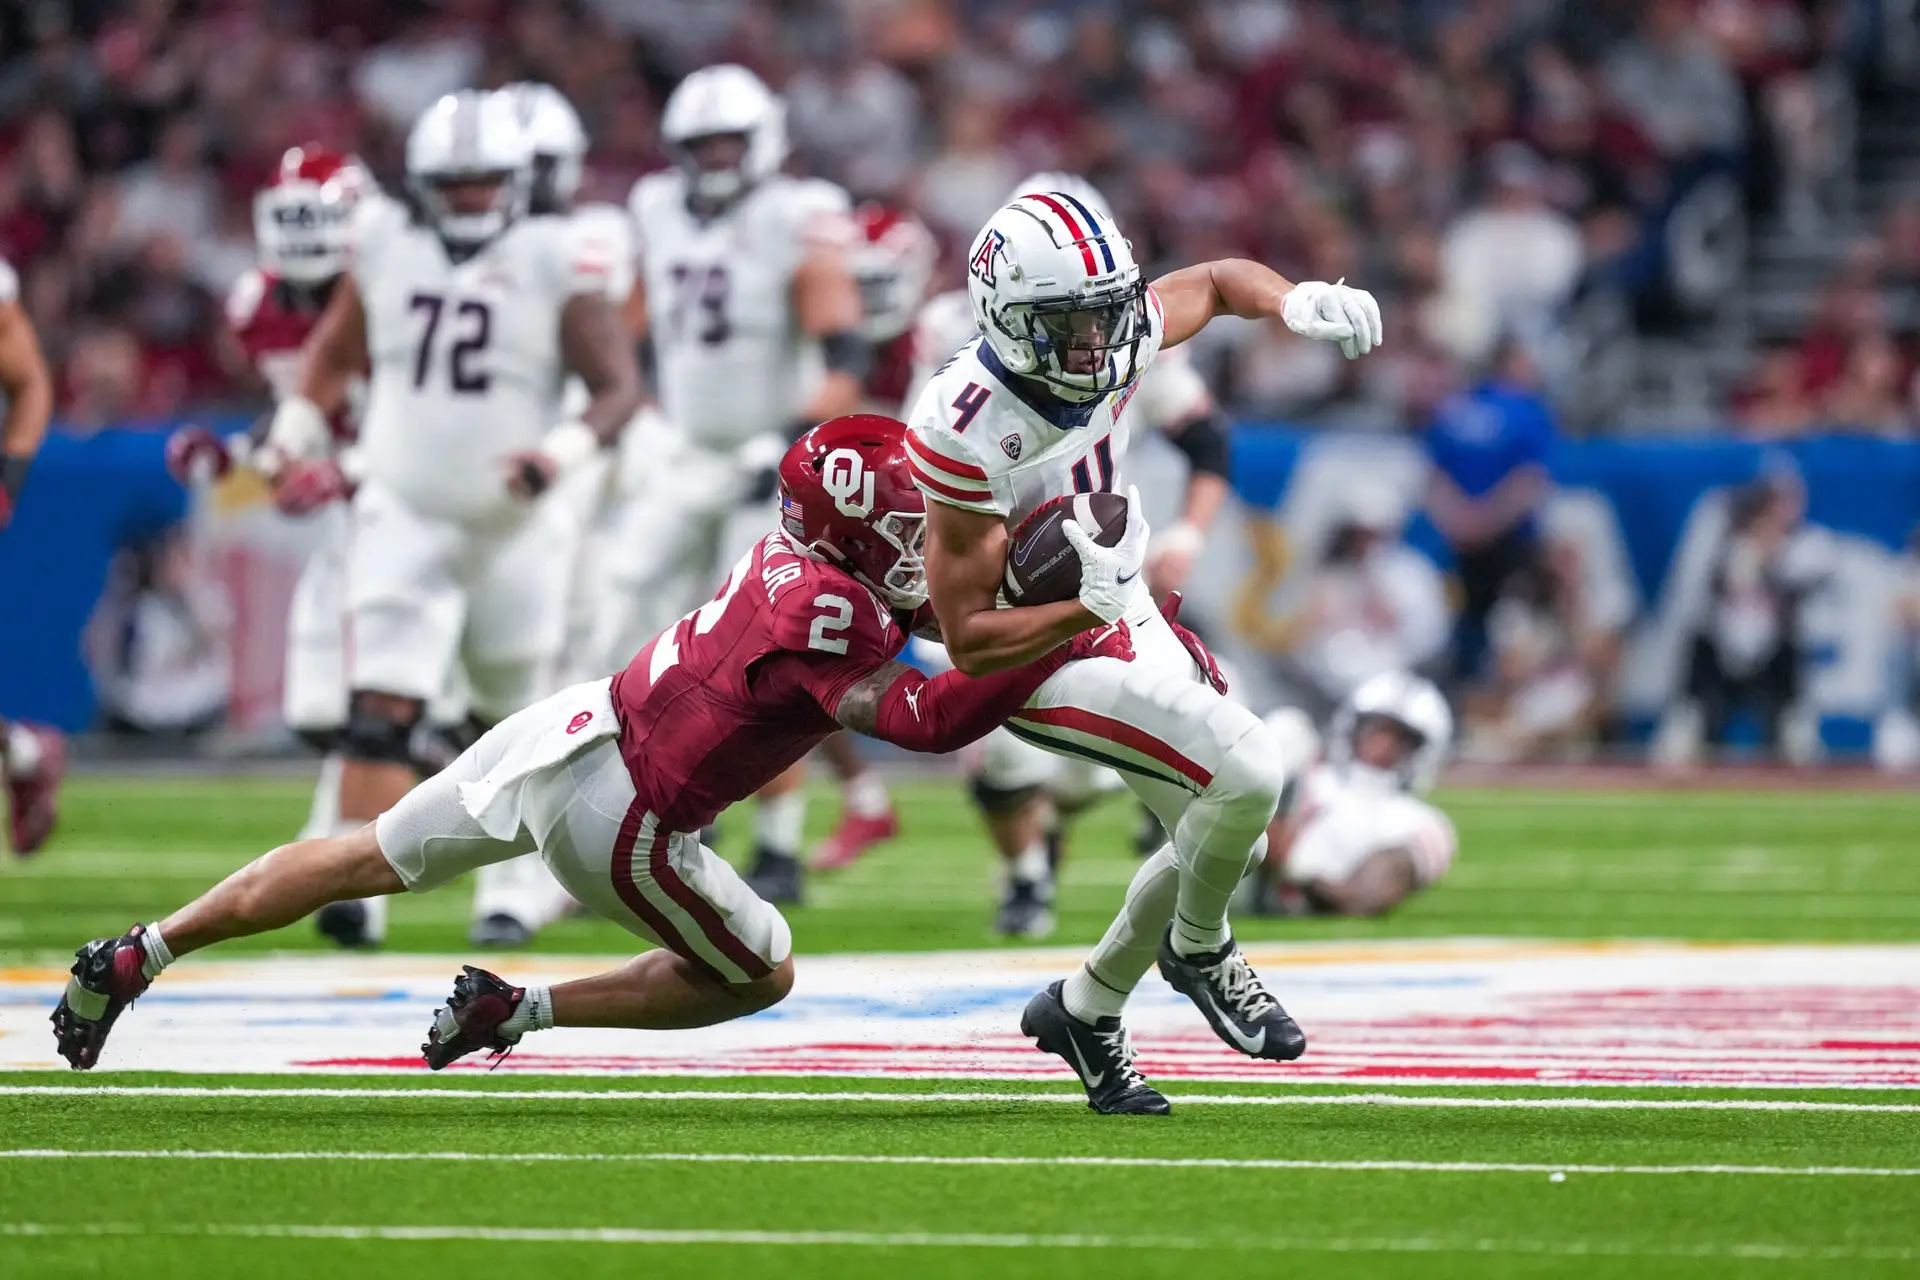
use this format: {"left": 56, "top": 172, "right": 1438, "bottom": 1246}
{"left": 969, "top": 229, "right": 1006, "bottom": 286}
{"left": 821, "top": 447, "right": 875, "bottom": 517}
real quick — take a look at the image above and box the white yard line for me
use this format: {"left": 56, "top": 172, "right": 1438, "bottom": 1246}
{"left": 1, "top": 1149, "right": 1916, "bottom": 1178}
{"left": 1, "top": 1222, "right": 1914, "bottom": 1261}
{"left": 3, "top": 1084, "right": 1917, "bottom": 1113}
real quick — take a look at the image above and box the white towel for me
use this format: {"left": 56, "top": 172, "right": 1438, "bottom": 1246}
{"left": 457, "top": 679, "right": 621, "bottom": 840}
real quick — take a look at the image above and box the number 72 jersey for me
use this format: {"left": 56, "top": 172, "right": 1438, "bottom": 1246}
{"left": 904, "top": 288, "right": 1166, "bottom": 527}
{"left": 629, "top": 170, "right": 852, "bottom": 451}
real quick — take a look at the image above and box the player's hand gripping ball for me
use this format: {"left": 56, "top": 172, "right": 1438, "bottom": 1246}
{"left": 1003, "top": 490, "right": 1131, "bottom": 607}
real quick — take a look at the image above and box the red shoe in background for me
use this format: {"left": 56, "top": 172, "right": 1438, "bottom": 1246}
{"left": 809, "top": 806, "right": 899, "bottom": 871}
{"left": 7, "top": 723, "right": 65, "bottom": 856}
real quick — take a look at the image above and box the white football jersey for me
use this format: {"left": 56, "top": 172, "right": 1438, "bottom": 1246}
{"left": 1284, "top": 762, "right": 1457, "bottom": 888}
{"left": 630, "top": 171, "right": 851, "bottom": 449}
{"left": 905, "top": 287, "right": 1167, "bottom": 524}
{"left": 353, "top": 204, "right": 617, "bottom": 523}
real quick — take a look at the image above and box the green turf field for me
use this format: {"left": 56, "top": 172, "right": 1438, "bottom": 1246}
{"left": 2, "top": 775, "right": 1917, "bottom": 1277}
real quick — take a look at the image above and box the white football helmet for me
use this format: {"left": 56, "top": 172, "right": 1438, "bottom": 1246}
{"left": 1329, "top": 672, "right": 1454, "bottom": 795}
{"left": 661, "top": 64, "right": 787, "bottom": 206}
{"left": 407, "top": 90, "right": 533, "bottom": 250}
{"left": 965, "top": 191, "right": 1154, "bottom": 402}
{"left": 500, "top": 81, "right": 587, "bottom": 213}
{"left": 1009, "top": 172, "right": 1113, "bottom": 221}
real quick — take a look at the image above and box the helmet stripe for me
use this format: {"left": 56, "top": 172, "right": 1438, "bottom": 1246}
{"left": 1022, "top": 192, "right": 1099, "bottom": 276}
{"left": 1051, "top": 190, "right": 1117, "bottom": 273}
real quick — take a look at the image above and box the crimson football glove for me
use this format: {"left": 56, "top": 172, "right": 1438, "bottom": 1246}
{"left": 165, "top": 426, "right": 233, "bottom": 486}
{"left": 1066, "top": 619, "right": 1135, "bottom": 665}
{"left": 1160, "top": 591, "right": 1227, "bottom": 693}
{"left": 273, "top": 458, "right": 354, "bottom": 516}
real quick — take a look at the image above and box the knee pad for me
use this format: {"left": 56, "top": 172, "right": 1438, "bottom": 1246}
{"left": 292, "top": 725, "right": 340, "bottom": 756}
{"left": 339, "top": 695, "right": 423, "bottom": 766}
{"left": 410, "top": 714, "right": 489, "bottom": 778}
{"left": 1210, "top": 725, "right": 1291, "bottom": 824}
{"left": 970, "top": 775, "right": 1042, "bottom": 816}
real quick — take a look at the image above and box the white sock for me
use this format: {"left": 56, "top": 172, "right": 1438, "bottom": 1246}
{"left": 498, "top": 983, "right": 555, "bottom": 1038}
{"left": 755, "top": 791, "right": 805, "bottom": 860}
{"left": 1010, "top": 839, "right": 1050, "bottom": 886}
{"left": 140, "top": 924, "right": 174, "bottom": 980}
{"left": 6, "top": 724, "right": 43, "bottom": 778}
{"left": 1062, "top": 845, "right": 1180, "bottom": 1022}
{"left": 297, "top": 756, "right": 346, "bottom": 842}
{"left": 844, "top": 771, "right": 891, "bottom": 820}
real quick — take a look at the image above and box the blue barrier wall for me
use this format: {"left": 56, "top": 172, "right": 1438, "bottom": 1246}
{"left": 5, "top": 418, "right": 1919, "bottom": 731}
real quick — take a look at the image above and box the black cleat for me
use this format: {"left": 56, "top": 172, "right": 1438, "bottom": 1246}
{"left": 1020, "top": 981, "right": 1170, "bottom": 1115}
{"left": 422, "top": 965, "right": 525, "bottom": 1071}
{"left": 744, "top": 847, "right": 803, "bottom": 904}
{"left": 468, "top": 912, "right": 533, "bottom": 949}
{"left": 994, "top": 878, "right": 1055, "bottom": 939}
{"left": 316, "top": 900, "right": 379, "bottom": 949}
{"left": 50, "top": 925, "right": 154, "bottom": 1070}
{"left": 1156, "top": 929, "right": 1307, "bottom": 1062}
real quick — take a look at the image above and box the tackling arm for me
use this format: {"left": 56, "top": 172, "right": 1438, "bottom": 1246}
{"left": 0, "top": 295, "right": 53, "bottom": 523}
{"left": 924, "top": 499, "right": 1100, "bottom": 676}
{"left": 830, "top": 658, "right": 1064, "bottom": 753}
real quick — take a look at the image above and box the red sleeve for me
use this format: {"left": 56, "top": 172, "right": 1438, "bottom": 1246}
{"left": 858, "top": 656, "right": 1067, "bottom": 753}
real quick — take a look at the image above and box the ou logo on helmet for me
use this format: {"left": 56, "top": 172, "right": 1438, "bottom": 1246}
{"left": 821, "top": 448, "right": 874, "bottom": 517}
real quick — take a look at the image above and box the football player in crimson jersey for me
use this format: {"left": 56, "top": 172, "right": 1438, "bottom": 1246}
{"left": 164, "top": 145, "right": 375, "bottom": 891}
{"left": 50, "top": 415, "right": 1134, "bottom": 1072}
{"left": 0, "top": 250, "right": 61, "bottom": 856}
{"left": 806, "top": 203, "right": 937, "bottom": 873}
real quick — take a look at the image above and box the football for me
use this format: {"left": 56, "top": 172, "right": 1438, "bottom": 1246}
{"left": 1003, "top": 490, "right": 1130, "bottom": 606}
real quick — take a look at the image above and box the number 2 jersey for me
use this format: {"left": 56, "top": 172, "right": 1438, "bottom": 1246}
{"left": 904, "top": 287, "right": 1167, "bottom": 525}
{"left": 629, "top": 170, "right": 851, "bottom": 450}
{"left": 351, "top": 201, "right": 623, "bottom": 524}
{"left": 610, "top": 533, "right": 909, "bottom": 833}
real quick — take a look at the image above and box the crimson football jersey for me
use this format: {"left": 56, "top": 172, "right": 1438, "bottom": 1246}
{"left": 224, "top": 267, "right": 358, "bottom": 444}
{"left": 611, "top": 533, "right": 908, "bottom": 832}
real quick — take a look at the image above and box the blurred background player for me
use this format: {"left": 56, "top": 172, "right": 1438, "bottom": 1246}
{"left": 1250, "top": 673, "right": 1458, "bottom": 917}
{"left": 0, "top": 249, "right": 60, "bottom": 855}
{"left": 807, "top": 201, "right": 936, "bottom": 872}
{"left": 470, "top": 81, "right": 638, "bottom": 948}
{"left": 167, "top": 145, "right": 373, "bottom": 897}
{"left": 264, "top": 89, "right": 640, "bottom": 946}
{"left": 908, "top": 173, "right": 1236, "bottom": 939}
{"left": 598, "top": 64, "right": 870, "bottom": 903}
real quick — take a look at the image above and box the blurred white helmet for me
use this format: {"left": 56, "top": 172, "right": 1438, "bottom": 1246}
{"left": 661, "top": 64, "right": 787, "bottom": 207}
{"left": 406, "top": 90, "right": 533, "bottom": 251}
{"left": 1329, "top": 672, "right": 1454, "bottom": 794}
{"left": 1009, "top": 172, "right": 1113, "bottom": 221}
{"left": 500, "top": 81, "right": 587, "bottom": 213}
{"left": 966, "top": 191, "right": 1155, "bottom": 402}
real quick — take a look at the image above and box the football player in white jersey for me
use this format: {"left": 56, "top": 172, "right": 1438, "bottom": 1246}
{"left": 0, "top": 251, "right": 65, "bottom": 856}
{"left": 909, "top": 190, "right": 1380, "bottom": 1112}
{"left": 598, "top": 63, "right": 869, "bottom": 903}
{"left": 908, "top": 175, "right": 1233, "bottom": 939}
{"left": 465, "top": 81, "right": 638, "bottom": 949}
{"left": 1253, "top": 673, "right": 1457, "bottom": 916}
{"left": 261, "top": 89, "right": 642, "bottom": 915}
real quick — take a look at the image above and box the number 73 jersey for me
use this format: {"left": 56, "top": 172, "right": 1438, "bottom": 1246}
{"left": 352, "top": 202, "right": 617, "bottom": 524}
{"left": 629, "top": 170, "right": 852, "bottom": 450}
{"left": 610, "top": 532, "right": 910, "bottom": 833}
{"left": 904, "top": 288, "right": 1166, "bottom": 526}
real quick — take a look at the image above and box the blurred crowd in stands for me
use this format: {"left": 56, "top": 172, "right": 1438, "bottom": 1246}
{"left": 0, "top": 0, "right": 1913, "bottom": 436}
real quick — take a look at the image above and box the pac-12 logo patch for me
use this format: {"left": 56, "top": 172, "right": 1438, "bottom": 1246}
{"left": 1000, "top": 434, "right": 1023, "bottom": 460}
{"left": 970, "top": 229, "right": 1006, "bottom": 286}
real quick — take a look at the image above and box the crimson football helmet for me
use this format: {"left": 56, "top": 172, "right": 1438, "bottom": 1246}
{"left": 254, "top": 144, "right": 370, "bottom": 284}
{"left": 849, "top": 204, "right": 936, "bottom": 342}
{"left": 778, "top": 414, "right": 927, "bottom": 609}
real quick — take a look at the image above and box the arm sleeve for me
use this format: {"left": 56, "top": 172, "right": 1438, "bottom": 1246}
{"left": 834, "top": 656, "right": 1066, "bottom": 753}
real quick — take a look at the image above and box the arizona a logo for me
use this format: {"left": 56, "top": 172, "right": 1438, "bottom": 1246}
{"left": 970, "top": 229, "right": 1006, "bottom": 286}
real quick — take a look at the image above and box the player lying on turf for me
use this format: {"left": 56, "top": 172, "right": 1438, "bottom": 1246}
{"left": 50, "top": 415, "right": 1134, "bottom": 1071}
{"left": 1251, "top": 672, "right": 1458, "bottom": 917}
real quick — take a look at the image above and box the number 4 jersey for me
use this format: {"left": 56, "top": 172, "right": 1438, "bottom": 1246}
{"left": 904, "top": 288, "right": 1166, "bottom": 525}
{"left": 629, "top": 170, "right": 851, "bottom": 451}
{"left": 352, "top": 200, "right": 621, "bottom": 524}
{"left": 610, "top": 532, "right": 911, "bottom": 833}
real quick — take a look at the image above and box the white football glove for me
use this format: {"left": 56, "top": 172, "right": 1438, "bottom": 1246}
{"left": 1062, "top": 485, "right": 1150, "bottom": 624}
{"left": 1281, "top": 279, "right": 1384, "bottom": 360}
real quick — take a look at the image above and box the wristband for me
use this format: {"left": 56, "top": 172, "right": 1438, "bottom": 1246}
{"left": 538, "top": 420, "right": 601, "bottom": 478}
{"left": 0, "top": 453, "right": 30, "bottom": 504}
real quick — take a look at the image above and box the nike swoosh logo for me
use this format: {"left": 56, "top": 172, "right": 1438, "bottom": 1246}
{"left": 1204, "top": 990, "right": 1266, "bottom": 1055}
{"left": 1116, "top": 569, "right": 1139, "bottom": 584}
{"left": 1064, "top": 1032, "right": 1105, "bottom": 1090}
{"left": 1013, "top": 511, "right": 1062, "bottom": 567}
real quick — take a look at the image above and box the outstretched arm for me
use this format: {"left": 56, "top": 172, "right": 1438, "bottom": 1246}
{"left": 1152, "top": 260, "right": 1381, "bottom": 357}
